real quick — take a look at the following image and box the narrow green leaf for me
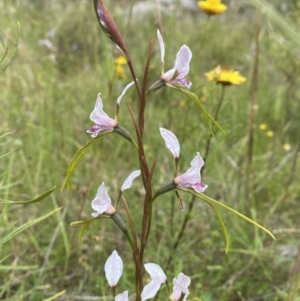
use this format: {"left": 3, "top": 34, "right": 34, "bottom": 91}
{"left": 70, "top": 220, "right": 86, "bottom": 227}
{"left": 78, "top": 223, "right": 89, "bottom": 241}
{"left": 0, "top": 207, "right": 62, "bottom": 245}
{"left": 209, "top": 204, "right": 230, "bottom": 253}
{"left": 0, "top": 145, "right": 21, "bottom": 160}
{"left": 0, "top": 22, "right": 20, "bottom": 73}
{"left": 42, "top": 290, "right": 66, "bottom": 301}
{"left": 180, "top": 188, "right": 276, "bottom": 240}
{"left": 61, "top": 134, "right": 106, "bottom": 190}
{"left": 71, "top": 216, "right": 110, "bottom": 241}
{"left": 172, "top": 86, "right": 226, "bottom": 135}
{"left": 0, "top": 48, "right": 8, "bottom": 64}
{"left": 0, "top": 132, "right": 12, "bottom": 140}
{"left": 0, "top": 265, "right": 39, "bottom": 271}
{"left": 0, "top": 186, "right": 56, "bottom": 204}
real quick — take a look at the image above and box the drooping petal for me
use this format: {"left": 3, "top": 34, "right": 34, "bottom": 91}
{"left": 174, "top": 153, "right": 208, "bottom": 192}
{"left": 117, "top": 81, "right": 135, "bottom": 105}
{"left": 173, "top": 45, "right": 192, "bottom": 80}
{"left": 115, "top": 291, "right": 128, "bottom": 301}
{"left": 104, "top": 250, "right": 123, "bottom": 287}
{"left": 91, "top": 182, "right": 115, "bottom": 217}
{"left": 141, "top": 279, "right": 163, "bottom": 301}
{"left": 121, "top": 170, "right": 141, "bottom": 192}
{"left": 159, "top": 128, "right": 180, "bottom": 158}
{"left": 157, "top": 29, "right": 165, "bottom": 67}
{"left": 144, "top": 263, "right": 167, "bottom": 282}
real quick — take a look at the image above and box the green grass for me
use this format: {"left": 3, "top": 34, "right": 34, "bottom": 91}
{"left": 1, "top": 0, "right": 300, "bottom": 300}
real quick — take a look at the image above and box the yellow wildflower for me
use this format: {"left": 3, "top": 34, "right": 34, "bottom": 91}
{"left": 115, "top": 56, "right": 127, "bottom": 65}
{"left": 266, "top": 131, "right": 274, "bottom": 137}
{"left": 259, "top": 124, "right": 267, "bottom": 130}
{"left": 198, "top": 0, "right": 227, "bottom": 15}
{"left": 283, "top": 144, "right": 291, "bottom": 151}
{"left": 114, "top": 56, "right": 127, "bottom": 79}
{"left": 205, "top": 65, "right": 246, "bottom": 86}
{"left": 114, "top": 64, "right": 126, "bottom": 80}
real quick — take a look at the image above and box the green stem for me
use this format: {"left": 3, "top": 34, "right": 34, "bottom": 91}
{"left": 111, "top": 214, "right": 134, "bottom": 250}
{"left": 164, "top": 85, "right": 226, "bottom": 270}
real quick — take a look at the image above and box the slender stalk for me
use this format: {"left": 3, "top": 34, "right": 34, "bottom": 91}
{"left": 203, "top": 85, "right": 226, "bottom": 165}
{"left": 124, "top": 0, "right": 137, "bottom": 41}
{"left": 246, "top": 19, "right": 260, "bottom": 204}
{"left": 165, "top": 84, "right": 227, "bottom": 269}
{"left": 121, "top": 195, "right": 142, "bottom": 297}
{"left": 127, "top": 59, "right": 142, "bottom": 103}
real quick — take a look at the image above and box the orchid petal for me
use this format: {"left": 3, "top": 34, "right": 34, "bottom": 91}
{"left": 174, "top": 45, "right": 192, "bottom": 79}
{"left": 169, "top": 273, "right": 191, "bottom": 301}
{"left": 141, "top": 279, "right": 163, "bottom": 301}
{"left": 91, "top": 182, "right": 115, "bottom": 216}
{"left": 121, "top": 170, "right": 141, "bottom": 192}
{"left": 144, "top": 263, "right": 167, "bottom": 282}
{"left": 117, "top": 81, "right": 135, "bottom": 105}
{"left": 174, "top": 153, "right": 207, "bottom": 192}
{"left": 104, "top": 250, "right": 123, "bottom": 287}
{"left": 115, "top": 291, "right": 128, "bottom": 301}
{"left": 157, "top": 29, "right": 165, "bottom": 67}
{"left": 159, "top": 128, "right": 180, "bottom": 158}
{"left": 170, "top": 78, "right": 192, "bottom": 88}
{"left": 87, "top": 94, "right": 117, "bottom": 137}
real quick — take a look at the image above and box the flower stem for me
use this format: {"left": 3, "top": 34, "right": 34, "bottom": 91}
{"left": 164, "top": 84, "right": 226, "bottom": 270}
{"left": 121, "top": 195, "right": 142, "bottom": 297}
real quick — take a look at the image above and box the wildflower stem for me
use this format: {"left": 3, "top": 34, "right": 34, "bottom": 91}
{"left": 139, "top": 39, "right": 154, "bottom": 138}
{"left": 121, "top": 195, "right": 142, "bottom": 296}
{"left": 127, "top": 59, "right": 142, "bottom": 103}
{"left": 203, "top": 84, "right": 226, "bottom": 165}
{"left": 164, "top": 85, "right": 226, "bottom": 269}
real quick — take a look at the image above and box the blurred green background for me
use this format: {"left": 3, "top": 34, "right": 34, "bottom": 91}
{"left": 1, "top": 0, "right": 300, "bottom": 300}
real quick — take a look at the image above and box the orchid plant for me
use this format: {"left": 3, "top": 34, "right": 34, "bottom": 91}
{"left": 63, "top": 0, "right": 275, "bottom": 300}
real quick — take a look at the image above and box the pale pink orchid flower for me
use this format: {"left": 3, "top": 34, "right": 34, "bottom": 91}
{"left": 159, "top": 128, "right": 180, "bottom": 158}
{"left": 115, "top": 291, "right": 128, "bottom": 301}
{"left": 104, "top": 250, "right": 123, "bottom": 287}
{"left": 121, "top": 170, "right": 141, "bottom": 192}
{"left": 169, "top": 273, "right": 191, "bottom": 301}
{"left": 87, "top": 94, "right": 118, "bottom": 138}
{"left": 141, "top": 263, "right": 167, "bottom": 301}
{"left": 157, "top": 29, "right": 192, "bottom": 88}
{"left": 174, "top": 153, "right": 208, "bottom": 192}
{"left": 91, "top": 182, "right": 116, "bottom": 217}
{"left": 87, "top": 82, "right": 134, "bottom": 137}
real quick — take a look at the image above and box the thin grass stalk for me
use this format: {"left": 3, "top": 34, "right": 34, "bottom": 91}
{"left": 246, "top": 18, "right": 261, "bottom": 204}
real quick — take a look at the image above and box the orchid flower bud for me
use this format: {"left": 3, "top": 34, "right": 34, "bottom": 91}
{"left": 104, "top": 250, "right": 123, "bottom": 287}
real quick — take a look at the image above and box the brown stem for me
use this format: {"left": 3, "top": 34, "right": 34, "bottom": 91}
{"left": 139, "top": 39, "right": 154, "bottom": 138}
{"left": 121, "top": 195, "right": 142, "bottom": 296}
{"left": 127, "top": 59, "right": 142, "bottom": 103}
